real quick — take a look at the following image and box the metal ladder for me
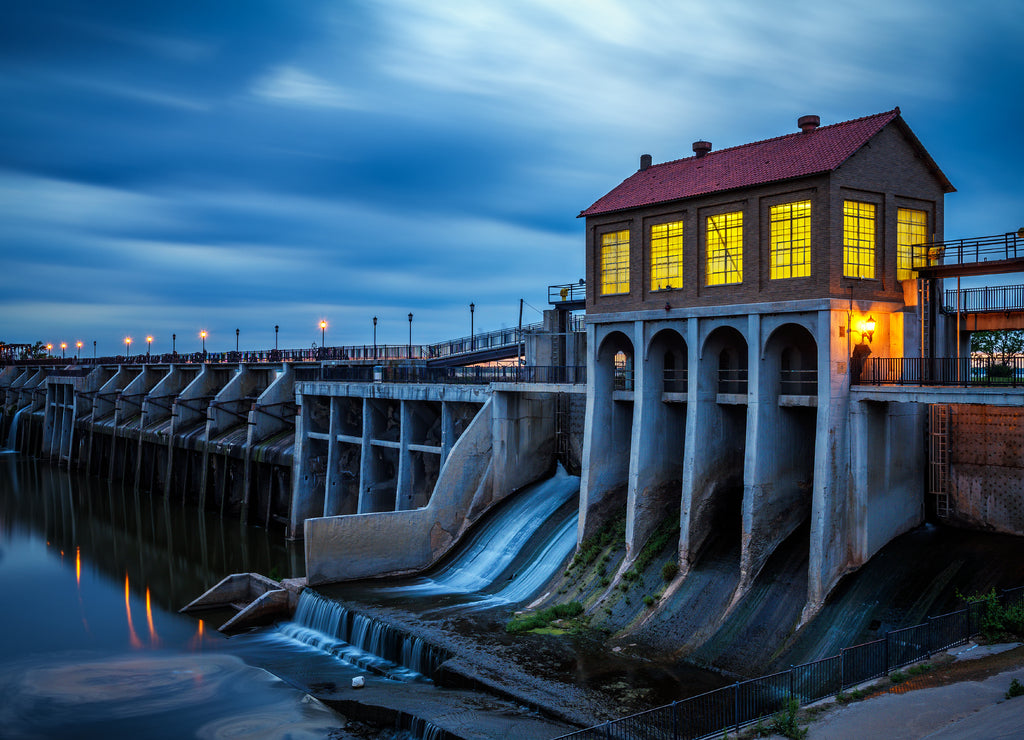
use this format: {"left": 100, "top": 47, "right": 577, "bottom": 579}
{"left": 929, "top": 403, "right": 951, "bottom": 518}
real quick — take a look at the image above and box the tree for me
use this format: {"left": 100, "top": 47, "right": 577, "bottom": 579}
{"left": 971, "top": 330, "right": 1024, "bottom": 359}
{"left": 19, "top": 341, "right": 49, "bottom": 360}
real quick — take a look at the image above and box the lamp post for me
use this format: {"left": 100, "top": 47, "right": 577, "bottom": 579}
{"left": 373, "top": 316, "right": 378, "bottom": 359}
{"left": 172, "top": 333, "right": 176, "bottom": 354}
{"left": 235, "top": 328, "right": 239, "bottom": 353}
{"left": 93, "top": 340, "right": 96, "bottom": 359}
{"left": 319, "top": 320, "right": 327, "bottom": 350}
{"left": 124, "top": 337, "right": 132, "bottom": 357}
{"left": 275, "top": 325, "right": 279, "bottom": 350}
{"left": 407, "top": 312, "right": 413, "bottom": 359}
{"left": 146, "top": 336, "right": 153, "bottom": 356}
{"left": 200, "top": 330, "right": 207, "bottom": 356}
{"left": 60, "top": 342, "right": 66, "bottom": 359}
{"left": 76, "top": 341, "right": 82, "bottom": 361}
{"left": 470, "top": 302, "right": 475, "bottom": 350}
{"left": 45, "top": 343, "right": 52, "bottom": 358}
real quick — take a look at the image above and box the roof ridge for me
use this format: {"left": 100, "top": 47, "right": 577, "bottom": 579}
{"left": 645, "top": 108, "right": 900, "bottom": 170}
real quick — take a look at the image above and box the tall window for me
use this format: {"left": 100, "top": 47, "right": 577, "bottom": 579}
{"left": 897, "top": 208, "right": 928, "bottom": 280}
{"left": 706, "top": 211, "right": 743, "bottom": 285}
{"left": 651, "top": 220, "right": 684, "bottom": 290}
{"left": 770, "top": 201, "right": 811, "bottom": 279}
{"left": 843, "top": 201, "right": 875, "bottom": 279}
{"left": 600, "top": 230, "right": 630, "bottom": 295}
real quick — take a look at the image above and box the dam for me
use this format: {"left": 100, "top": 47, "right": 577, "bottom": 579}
{"left": 3, "top": 109, "right": 1024, "bottom": 737}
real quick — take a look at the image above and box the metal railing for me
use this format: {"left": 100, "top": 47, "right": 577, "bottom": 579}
{"left": 549, "top": 281, "right": 587, "bottom": 304}
{"left": 718, "top": 368, "right": 748, "bottom": 395}
{"left": 780, "top": 369, "right": 817, "bottom": 395}
{"left": 857, "top": 356, "right": 1024, "bottom": 387}
{"left": 663, "top": 369, "right": 688, "bottom": 393}
{"left": 320, "top": 364, "right": 586, "bottom": 385}
{"left": 914, "top": 231, "right": 1024, "bottom": 269}
{"left": 3, "top": 320, "right": 565, "bottom": 369}
{"left": 943, "top": 284, "right": 1024, "bottom": 313}
{"left": 554, "top": 588, "right": 1021, "bottom": 740}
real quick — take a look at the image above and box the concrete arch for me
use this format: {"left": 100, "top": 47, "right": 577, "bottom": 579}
{"left": 740, "top": 322, "right": 819, "bottom": 591}
{"left": 580, "top": 327, "right": 637, "bottom": 540}
{"left": 681, "top": 324, "right": 749, "bottom": 570}
{"left": 624, "top": 326, "right": 688, "bottom": 558}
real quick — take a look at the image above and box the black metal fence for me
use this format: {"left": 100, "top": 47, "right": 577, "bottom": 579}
{"left": 944, "top": 283, "right": 1024, "bottom": 313}
{"left": 553, "top": 588, "right": 1022, "bottom": 740}
{"left": 914, "top": 231, "right": 1024, "bottom": 269}
{"left": 858, "top": 356, "right": 1024, "bottom": 387}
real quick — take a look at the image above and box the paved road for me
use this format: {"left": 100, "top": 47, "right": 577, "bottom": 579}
{"left": 794, "top": 644, "right": 1024, "bottom": 740}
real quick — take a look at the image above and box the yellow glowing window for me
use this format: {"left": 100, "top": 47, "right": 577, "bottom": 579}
{"left": 770, "top": 201, "right": 811, "bottom": 279}
{"left": 897, "top": 208, "right": 928, "bottom": 280}
{"left": 706, "top": 211, "right": 742, "bottom": 285}
{"left": 843, "top": 201, "right": 875, "bottom": 279}
{"left": 600, "top": 230, "right": 630, "bottom": 295}
{"left": 651, "top": 221, "right": 684, "bottom": 291}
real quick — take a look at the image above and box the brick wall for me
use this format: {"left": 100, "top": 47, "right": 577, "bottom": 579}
{"left": 585, "top": 120, "right": 947, "bottom": 315}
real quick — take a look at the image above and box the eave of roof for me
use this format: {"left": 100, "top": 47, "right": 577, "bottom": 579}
{"left": 578, "top": 109, "right": 954, "bottom": 218}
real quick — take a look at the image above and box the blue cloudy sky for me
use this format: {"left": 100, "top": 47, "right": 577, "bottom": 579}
{"left": 1, "top": 0, "right": 1021, "bottom": 355}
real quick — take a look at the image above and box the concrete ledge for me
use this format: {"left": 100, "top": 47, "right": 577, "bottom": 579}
{"left": 853, "top": 386, "right": 1024, "bottom": 405}
{"left": 779, "top": 394, "right": 817, "bottom": 407}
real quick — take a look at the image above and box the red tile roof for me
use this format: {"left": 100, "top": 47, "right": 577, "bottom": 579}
{"left": 580, "top": 109, "right": 947, "bottom": 217}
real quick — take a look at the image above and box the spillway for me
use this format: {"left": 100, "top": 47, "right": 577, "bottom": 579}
{"left": 272, "top": 468, "right": 580, "bottom": 676}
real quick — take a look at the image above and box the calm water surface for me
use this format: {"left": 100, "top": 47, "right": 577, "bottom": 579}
{"left": 0, "top": 450, "right": 348, "bottom": 740}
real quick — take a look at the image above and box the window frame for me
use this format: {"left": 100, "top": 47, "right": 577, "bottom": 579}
{"left": 843, "top": 200, "right": 876, "bottom": 279}
{"left": 650, "top": 219, "right": 685, "bottom": 292}
{"left": 769, "top": 200, "right": 812, "bottom": 280}
{"left": 705, "top": 210, "right": 743, "bottom": 286}
{"left": 897, "top": 207, "right": 928, "bottom": 280}
{"left": 599, "top": 229, "right": 631, "bottom": 295}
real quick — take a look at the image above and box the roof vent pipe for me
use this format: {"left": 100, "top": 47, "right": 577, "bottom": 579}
{"left": 798, "top": 115, "right": 820, "bottom": 133}
{"left": 692, "top": 140, "right": 712, "bottom": 158}
{"left": 640, "top": 153, "right": 652, "bottom": 171}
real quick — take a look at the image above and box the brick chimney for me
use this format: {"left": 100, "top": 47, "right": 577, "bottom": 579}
{"left": 640, "top": 153, "right": 652, "bottom": 171}
{"left": 692, "top": 140, "right": 712, "bottom": 158}
{"left": 798, "top": 115, "right": 820, "bottom": 133}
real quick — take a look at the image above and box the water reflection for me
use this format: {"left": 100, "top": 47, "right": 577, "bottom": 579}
{"left": 0, "top": 452, "right": 333, "bottom": 740}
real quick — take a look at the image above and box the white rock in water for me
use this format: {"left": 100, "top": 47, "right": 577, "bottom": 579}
{"left": 351, "top": 676, "right": 365, "bottom": 689}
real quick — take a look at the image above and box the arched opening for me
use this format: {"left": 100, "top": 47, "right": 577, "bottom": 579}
{"left": 687, "top": 325, "right": 749, "bottom": 567}
{"left": 580, "top": 330, "right": 636, "bottom": 539}
{"left": 741, "top": 322, "right": 819, "bottom": 588}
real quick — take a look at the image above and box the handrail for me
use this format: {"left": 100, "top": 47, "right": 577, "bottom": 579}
{"left": 857, "top": 356, "right": 1024, "bottom": 387}
{"left": 943, "top": 284, "right": 1024, "bottom": 313}
{"left": 914, "top": 231, "right": 1023, "bottom": 269}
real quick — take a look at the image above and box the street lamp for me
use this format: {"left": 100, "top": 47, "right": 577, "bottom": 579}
{"left": 146, "top": 336, "right": 153, "bottom": 356}
{"left": 172, "top": 333, "right": 176, "bottom": 354}
{"left": 275, "top": 325, "right": 279, "bottom": 350}
{"left": 60, "top": 342, "right": 66, "bottom": 359}
{"left": 235, "top": 328, "right": 239, "bottom": 352}
{"left": 320, "top": 319, "right": 327, "bottom": 349}
{"left": 45, "top": 343, "right": 52, "bottom": 358}
{"left": 200, "top": 330, "right": 207, "bottom": 356}
{"left": 93, "top": 340, "right": 96, "bottom": 359}
{"left": 470, "top": 302, "right": 475, "bottom": 350}
{"left": 408, "top": 312, "right": 413, "bottom": 358}
{"left": 124, "top": 337, "right": 132, "bottom": 356}
{"left": 373, "top": 316, "right": 378, "bottom": 359}
{"left": 76, "top": 341, "right": 82, "bottom": 360}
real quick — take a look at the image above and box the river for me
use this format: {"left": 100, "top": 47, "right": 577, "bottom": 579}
{"left": 0, "top": 450, "right": 358, "bottom": 740}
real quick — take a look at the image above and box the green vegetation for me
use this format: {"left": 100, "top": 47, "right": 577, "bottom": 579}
{"left": 643, "top": 594, "right": 655, "bottom": 607}
{"left": 505, "top": 602, "right": 584, "bottom": 634}
{"left": 1007, "top": 678, "right": 1024, "bottom": 699}
{"left": 835, "top": 686, "right": 872, "bottom": 704}
{"left": 768, "top": 700, "right": 807, "bottom": 740}
{"left": 661, "top": 560, "right": 679, "bottom": 582}
{"left": 568, "top": 514, "right": 626, "bottom": 572}
{"left": 889, "top": 670, "right": 906, "bottom": 684}
{"left": 957, "top": 589, "right": 1024, "bottom": 641}
{"left": 906, "top": 663, "right": 932, "bottom": 677}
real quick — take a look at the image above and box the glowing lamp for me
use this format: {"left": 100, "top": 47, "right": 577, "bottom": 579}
{"left": 860, "top": 316, "right": 876, "bottom": 344}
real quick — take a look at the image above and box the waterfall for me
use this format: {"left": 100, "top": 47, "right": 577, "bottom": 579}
{"left": 275, "top": 590, "right": 449, "bottom": 681}
{"left": 389, "top": 466, "right": 579, "bottom": 598}
{"left": 6, "top": 406, "right": 27, "bottom": 450}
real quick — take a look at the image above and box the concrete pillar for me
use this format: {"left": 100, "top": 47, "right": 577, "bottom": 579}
{"left": 626, "top": 320, "right": 687, "bottom": 559}
{"left": 440, "top": 401, "right": 456, "bottom": 464}
{"left": 288, "top": 394, "right": 323, "bottom": 539}
{"left": 322, "top": 396, "right": 343, "bottom": 516}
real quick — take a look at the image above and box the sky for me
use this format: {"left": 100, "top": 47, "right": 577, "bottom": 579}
{"left": 1, "top": 0, "right": 1021, "bottom": 356}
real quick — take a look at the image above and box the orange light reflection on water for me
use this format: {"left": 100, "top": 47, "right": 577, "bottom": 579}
{"left": 125, "top": 573, "right": 142, "bottom": 649}
{"left": 76, "top": 547, "right": 81, "bottom": 588}
{"left": 145, "top": 587, "right": 160, "bottom": 646}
